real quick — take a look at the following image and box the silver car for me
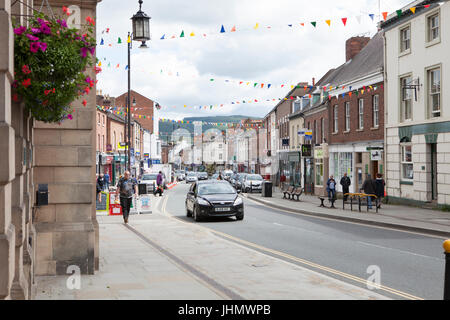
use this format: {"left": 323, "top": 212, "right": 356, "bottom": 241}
{"left": 186, "top": 172, "right": 198, "bottom": 183}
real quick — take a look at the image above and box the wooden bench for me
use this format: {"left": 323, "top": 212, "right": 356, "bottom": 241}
{"left": 290, "top": 187, "right": 304, "bottom": 201}
{"left": 283, "top": 186, "right": 295, "bottom": 199}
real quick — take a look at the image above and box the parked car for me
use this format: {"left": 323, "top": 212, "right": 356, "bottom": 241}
{"left": 197, "top": 172, "right": 208, "bottom": 181}
{"left": 235, "top": 173, "right": 248, "bottom": 190}
{"left": 175, "top": 170, "right": 185, "bottom": 181}
{"left": 185, "top": 181, "right": 244, "bottom": 222}
{"left": 186, "top": 172, "right": 198, "bottom": 183}
{"left": 230, "top": 173, "right": 239, "bottom": 186}
{"left": 211, "top": 174, "right": 219, "bottom": 180}
{"left": 223, "top": 170, "right": 234, "bottom": 181}
{"left": 243, "top": 174, "right": 264, "bottom": 193}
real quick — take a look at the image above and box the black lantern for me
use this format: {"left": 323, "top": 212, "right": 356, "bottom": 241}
{"left": 131, "top": 0, "right": 151, "bottom": 46}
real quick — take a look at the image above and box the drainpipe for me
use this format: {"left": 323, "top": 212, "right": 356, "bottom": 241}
{"left": 383, "top": 32, "right": 389, "bottom": 201}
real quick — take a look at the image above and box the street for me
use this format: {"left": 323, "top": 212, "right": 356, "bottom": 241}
{"left": 164, "top": 184, "right": 446, "bottom": 300}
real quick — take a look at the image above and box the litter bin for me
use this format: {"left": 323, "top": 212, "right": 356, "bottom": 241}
{"left": 138, "top": 183, "right": 148, "bottom": 195}
{"left": 262, "top": 181, "right": 273, "bottom": 198}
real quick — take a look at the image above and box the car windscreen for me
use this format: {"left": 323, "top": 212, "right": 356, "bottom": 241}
{"left": 142, "top": 174, "right": 158, "bottom": 180}
{"left": 198, "top": 173, "right": 208, "bottom": 177}
{"left": 247, "top": 175, "right": 263, "bottom": 181}
{"left": 187, "top": 173, "right": 196, "bottom": 176}
{"left": 198, "top": 183, "right": 236, "bottom": 195}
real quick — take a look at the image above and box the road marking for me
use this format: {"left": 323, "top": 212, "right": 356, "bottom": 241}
{"left": 243, "top": 195, "right": 447, "bottom": 240}
{"left": 162, "top": 192, "right": 424, "bottom": 300}
{"left": 357, "top": 241, "right": 442, "bottom": 261}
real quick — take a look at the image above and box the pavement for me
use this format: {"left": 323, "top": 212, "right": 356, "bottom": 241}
{"left": 242, "top": 188, "right": 450, "bottom": 238}
{"left": 33, "top": 193, "right": 389, "bottom": 300}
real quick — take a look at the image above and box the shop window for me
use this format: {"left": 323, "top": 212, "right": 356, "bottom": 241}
{"left": 401, "top": 144, "right": 414, "bottom": 180}
{"left": 315, "top": 158, "right": 323, "bottom": 186}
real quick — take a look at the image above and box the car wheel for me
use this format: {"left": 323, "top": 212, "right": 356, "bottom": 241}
{"left": 193, "top": 205, "right": 202, "bottom": 222}
{"left": 236, "top": 213, "right": 244, "bottom": 221}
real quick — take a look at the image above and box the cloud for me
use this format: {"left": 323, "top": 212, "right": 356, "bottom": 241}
{"left": 96, "top": 0, "right": 414, "bottom": 119}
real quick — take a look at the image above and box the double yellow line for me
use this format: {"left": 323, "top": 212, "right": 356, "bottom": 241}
{"left": 161, "top": 192, "right": 423, "bottom": 300}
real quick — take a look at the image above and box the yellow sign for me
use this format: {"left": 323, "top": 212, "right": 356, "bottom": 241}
{"left": 118, "top": 142, "right": 126, "bottom": 150}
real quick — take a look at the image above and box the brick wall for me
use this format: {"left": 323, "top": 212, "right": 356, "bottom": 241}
{"left": 328, "top": 83, "right": 384, "bottom": 144}
{"left": 115, "top": 90, "right": 155, "bottom": 134}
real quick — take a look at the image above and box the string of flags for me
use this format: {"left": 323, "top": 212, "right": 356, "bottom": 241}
{"left": 97, "top": 3, "right": 442, "bottom": 48}
{"left": 96, "top": 84, "right": 381, "bottom": 117}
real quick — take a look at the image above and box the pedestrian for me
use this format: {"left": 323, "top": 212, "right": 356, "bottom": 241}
{"left": 154, "top": 171, "right": 164, "bottom": 197}
{"left": 340, "top": 173, "right": 351, "bottom": 201}
{"left": 362, "top": 174, "right": 376, "bottom": 209}
{"left": 374, "top": 173, "right": 386, "bottom": 209}
{"left": 116, "top": 171, "right": 138, "bottom": 224}
{"left": 104, "top": 172, "right": 110, "bottom": 191}
{"left": 96, "top": 174, "right": 105, "bottom": 202}
{"left": 218, "top": 173, "right": 223, "bottom": 180}
{"left": 326, "top": 175, "right": 337, "bottom": 202}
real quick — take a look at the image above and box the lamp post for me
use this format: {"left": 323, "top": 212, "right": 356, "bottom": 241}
{"left": 127, "top": 0, "right": 151, "bottom": 172}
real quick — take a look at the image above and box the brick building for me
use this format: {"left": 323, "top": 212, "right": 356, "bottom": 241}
{"left": 115, "top": 90, "right": 155, "bottom": 134}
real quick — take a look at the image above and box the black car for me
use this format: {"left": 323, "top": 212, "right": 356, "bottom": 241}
{"left": 185, "top": 181, "right": 244, "bottom": 222}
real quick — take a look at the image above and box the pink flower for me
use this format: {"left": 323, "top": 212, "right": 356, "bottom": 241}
{"left": 31, "top": 28, "right": 41, "bottom": 34}
{"left": 22, "top": 65, "right": 31, "bottom": 74}
{"left": 14, "top": 26, "right": 27, "bottom": 35}
{"left": 57, "top": 19, "right": 68, "bottom": 28}
{"left": 40, "top": 24, "right": 51, "bottom": 35}
{"left": 30, "top": 42, "right": 40, "bottom": 53}
{"left": 80, "top": 47, "right": 88, "bottom": 58}
{"left": 26, "top": 34, "right": 39, "bottom": 41}
{"left": 68, "top": 114, "right": 73, "bottom": 120}
{"left": 39, "top": 42, "right": 47, "bottom": 52}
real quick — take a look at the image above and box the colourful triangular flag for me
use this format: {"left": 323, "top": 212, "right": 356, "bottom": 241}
{"left": 231, "top": 26, "right": 236, "bottom": 32}
{"left": 342, "top": 18, "right": 348, "bottom": 26}
{"left": 311, "top": 21, "right": 316, "bottom": 27}
{"left": 369, "top": 14, "right": 375, "bottom": 21}
{"left": 100, "top": 38, "right": 104, "bottom": 45}
{"left": 410, "top": 7, "right": 416, "bottom": 14}
{"left": 325, "top": 20, "right": 331, "bottom": 26}
{"left": 190, "top": 32, "right": 195, "bottom": 37}
{"left": 254, "top": 23, "right": 259, "bottom": 30}
{"left": 160, "top": 34, "right": 165, "bottom": 40}
{"left": 396, "top": 10, "right": 402, "bottom": 18}
{"left": 180, "top": 30, "right": 185, "bottom": 37}
{"left": 220, "top": 25, "right": 225, "bottom": 33}
{"left": 127, "top": 35, "right": 131, "bottom": 43}
{"left": 382, "top": 12, "right": 388, "bottom": 20}
{"left": 118, "top": 37, "right": 122, "bottom": 44}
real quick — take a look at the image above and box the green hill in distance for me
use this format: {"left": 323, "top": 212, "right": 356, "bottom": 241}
{"left": 159, "top": 115, "right": 262, "bottom": 144}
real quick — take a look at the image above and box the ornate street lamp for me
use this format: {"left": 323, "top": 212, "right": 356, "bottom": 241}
{"left": 126, "top": 0, "right": 151, "bottom": 172}
{"left": 131, "top": 0, "right": 151, "bottom": 48}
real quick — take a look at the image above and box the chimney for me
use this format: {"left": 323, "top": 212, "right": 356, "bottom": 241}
{"left": 346, "top": 36, "right": 370, "bottom": 62}
{"left": 312, "top": 78, "right": 315, "bottom": 86}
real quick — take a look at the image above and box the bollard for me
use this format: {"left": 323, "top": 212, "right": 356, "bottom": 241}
{"left": 444, "top": 240, "right": 450, "bottom": 300}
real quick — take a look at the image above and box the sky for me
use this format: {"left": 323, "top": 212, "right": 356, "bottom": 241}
{"left": 96, "top": 0, "right": 414, "bottom": 121}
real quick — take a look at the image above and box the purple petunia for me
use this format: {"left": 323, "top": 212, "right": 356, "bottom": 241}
{"left": 57, "top": 19, "right": 68, "bottom": 28}
{"left": 30, "top": 42, "right": 40, "bottom": 53}
{"left": 14, "top": 26, "right": 27, "bottom": 35}
{"left": 31, "top": 28, "right": 41, "bottom": 34}
{"left": 26, "top": 34, "right": 39, "bottom": 41}
{"left": 39, "top": 42, "right": 47, "bottom": 52}
{"left": 40, "top": 24, "right": 51, "bottom": 35}
{"left": 80, "top": 47, "right": 88, "bottom": 58}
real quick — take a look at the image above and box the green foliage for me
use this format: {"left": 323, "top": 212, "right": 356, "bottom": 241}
{"left": 206, "top": 164, "right": 216, "bottom": 176}
{"left": 12, "top": 13, "right": 96, "bottom": 123}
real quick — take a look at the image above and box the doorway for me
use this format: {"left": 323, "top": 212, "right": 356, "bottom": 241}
{"left": 371, "top": 161, "right": 379, "bottom": 178}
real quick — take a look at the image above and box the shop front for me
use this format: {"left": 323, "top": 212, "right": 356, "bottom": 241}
{"left": 113, "top": 154, "right": 126, "bottom": 185}
{"left": 278, "top": 151, "right": 301, "bottom": 187}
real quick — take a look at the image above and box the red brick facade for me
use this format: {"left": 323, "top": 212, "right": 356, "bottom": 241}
{"left": 328, "top": 83, "right": 384, "bottom": 144}
{"left": 115, "top": 90, "right": 155, "bottom": 134}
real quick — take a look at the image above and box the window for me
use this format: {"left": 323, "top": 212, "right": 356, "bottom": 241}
{"left": 428, "top": 68, "right": 441, "bottom": 118}
{"left": 102, "top": 135, "right": 104, "bottom": 152}
{"left": 401, "top": 144, "right": 413, "bottom": 180}
{"left": 345, "top": 102, "right": 350, "bottom": 131}
{"left": 358, "top": 99, "right": 364, "bottom": 129}
{"left": 428, "top": 13, "right": 440, "bottom": 42}
{"left": 102, "top": 115, "right": 105, "bottom": 126}
{"left": 321, "top": 118, "right": 325, "bottom": 143}
{"left": 315, "top": 158, "right": 323, "bottom": 186}
{"left": 97, "top": 114, "right": 100, "bottom": 124}
{"left": 333, "top": 105, "right": 338, "bottom": 133}
{"left": 314, "top": 120, "right": 317, "bottom": 145}
{"left": 400, "top": 26, "right": 410, "bottom": 52}
{"left": 373, "top": 95, "right": 379, "bottom": 128}
{"left": 98, "top": 134, "right": 100, "bottom": 151}
{"left": 293, "top": 100, "right": 301, "bottom": 113}
{"left": 113, "top": 132, "right": 116, "bottom": 151}
{"left": 401, "top": 76, "right": 413, "bottom": 121}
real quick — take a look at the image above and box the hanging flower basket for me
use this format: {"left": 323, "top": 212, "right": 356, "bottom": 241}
{"left": 13, "top": 12, "right": 96, "bottom": 123}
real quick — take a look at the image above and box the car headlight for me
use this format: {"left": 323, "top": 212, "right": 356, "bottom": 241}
{"left": 234, "top": 197, "right": 243, "bottom": 206}
{"left": 197, "top": 198, "right": 211, "bottom": 206}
